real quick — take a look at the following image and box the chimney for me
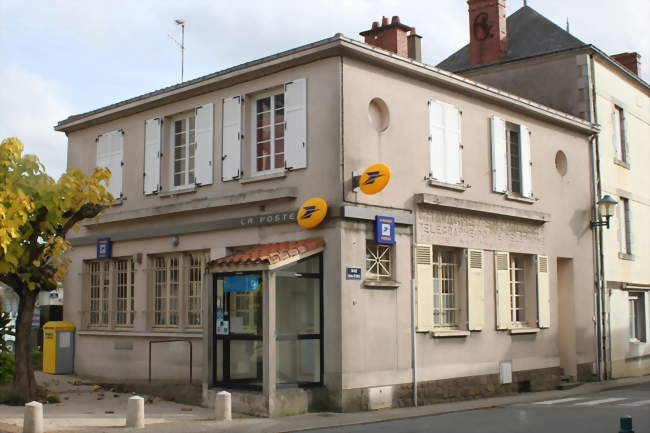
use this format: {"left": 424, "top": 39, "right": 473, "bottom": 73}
{"left": 360, "top": 16, "right": 421, "bottom": 61}
{"left": 468, "top": 0, "right": 508, "bottom": 66}
{"left": 611, "top": 52, "right": 642, "bottom": 77}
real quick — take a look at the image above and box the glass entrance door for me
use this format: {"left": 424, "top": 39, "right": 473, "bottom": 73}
{"left": 213, "top": 273, "right": 263, "bottom": 388}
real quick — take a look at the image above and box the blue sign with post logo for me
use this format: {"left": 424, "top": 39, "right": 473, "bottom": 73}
{"left": 375, "top": 215, "right": 395, "bottom": 244}
{"left": 96, "top": 237, "right": 112, "bottom": 260}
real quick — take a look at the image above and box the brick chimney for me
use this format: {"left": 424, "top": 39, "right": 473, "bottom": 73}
{"left": 360, "top": 16, "right": 422, "bottom": 61}
{"left": 611, "top": 52, "right": 642, "bottom": 77}
{"left": 468, "top": 0, "right": 508, "bottom": 66}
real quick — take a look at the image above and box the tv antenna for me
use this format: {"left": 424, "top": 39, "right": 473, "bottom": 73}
{"left": 169, "top": 19, "right": 185, "bottom": 82}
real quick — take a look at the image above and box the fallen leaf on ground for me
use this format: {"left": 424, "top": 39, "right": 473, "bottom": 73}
{"left": 105, "top": 410, "right": 115, "bottom": 414}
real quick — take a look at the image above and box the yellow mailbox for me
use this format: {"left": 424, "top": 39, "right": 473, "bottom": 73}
{"left": 43, "top": 321, "right": 75, "bottom": 374}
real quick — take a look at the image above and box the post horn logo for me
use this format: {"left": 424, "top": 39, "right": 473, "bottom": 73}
{"left": 356, "top": 163, "right": 391, "bottom": 195}
{"left": 297, "top": 197, "right": 328, "bottom": 229}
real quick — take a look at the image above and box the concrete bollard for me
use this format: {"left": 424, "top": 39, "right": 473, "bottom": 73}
{"left": 126, "top": 396, "right": 145, "bottom": 428}
{"left": 23, "top": 401, "right": 43, "bottom": 433}
{"left": 215, "top": 391, "right": 232, "bottom": 421}
{"left": 619, "top": 415, "right": 634, "bottom": 433}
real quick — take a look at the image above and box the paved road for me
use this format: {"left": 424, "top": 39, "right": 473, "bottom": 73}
{"left": 299, "top": 383, "right": 650, "bottom": 433}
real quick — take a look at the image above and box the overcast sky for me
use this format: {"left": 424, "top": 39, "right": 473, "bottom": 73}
{"left": 1, "top": 0, "right": 647, "bottom": 178}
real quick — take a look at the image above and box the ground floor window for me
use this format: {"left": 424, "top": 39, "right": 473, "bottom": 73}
{"left": 85, "top": 258, "right": 135, "bottom": 328}
{"left": 629, "top": 291, "right": 647, "bottom": 342}
{"left": 365, "top": 240, "right": 393, "bottom": 281}
{"left": 432, "top": 248, "right": 459, "bottom": 327}
{"left": 151, "top": 251, "right": 208, "bottom": 329}
{"left": 509, "top": 254, "right": 527, "bottom": 325}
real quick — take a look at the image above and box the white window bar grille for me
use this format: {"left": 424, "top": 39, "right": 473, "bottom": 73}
{"left": 187, "top": 254, "right": 203, "bottom": 327}
{"left": 88, "top": 261, "right": 111, "bottom": 327}
{"left": 365, "top": 242, "right": 392, "bottom": 281}
{"left": 115, "top": 259, "right": 135, "bottom": 327}
{"left": 510, "top": 254, "right": 526, "bottom": 324}
{"left": 432, "top": 249, "right": 458, "bottom": 327}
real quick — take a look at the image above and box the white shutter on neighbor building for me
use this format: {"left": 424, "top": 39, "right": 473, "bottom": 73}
{"left": 284, "top": 79, "right": 307, "bottom": 170}
{"left": 612, "top": 107, "right": 622, "bottom": 160}
{"left": 467, "top": 249, "right": 485, "bottom": 331}
{"left": 96, "top": 130, "right": 123, "bottom": 199}
{"left": 491, "top": 116, "right": 508, "bottom": 193}
{"left": 416, "top": 244, "right": 434, "bottom": 332}
{"left": 194, "top": 103, "right": 214, "bottom": 186}
{"left": 144, "top": 118, "right": 161, "bottom": 195}
{"left": 221, "top": 96, "right": 242, "bottom": 181}
{"left": 428, "top": 100, "right": 462, "bottom": 184}
{"left": 519, "top": 124, "right": 533, "bottom": 198}
{"left": 494, "top": 251, "right": 511, "bottom": 330}
{"left": 537, "top": 255, "right": 550, "bottom": 328}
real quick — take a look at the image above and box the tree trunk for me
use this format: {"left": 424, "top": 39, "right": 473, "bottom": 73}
{"left": 14, "top": 287, "right": 39, "bottom": 401}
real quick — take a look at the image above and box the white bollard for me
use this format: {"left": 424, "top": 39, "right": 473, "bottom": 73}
{"left": 126, "top": 396, "right": 145, "bottom": 428}
{"left": 23, "top": 401, "right": 43, "bottom": 433}
{"left": 215, "top": 391, "right": 231, "bottom": 421}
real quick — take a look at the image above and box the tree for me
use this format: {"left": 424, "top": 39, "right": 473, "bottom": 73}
{"left": 0, "top": 137, "right": 112, "bottom": 401}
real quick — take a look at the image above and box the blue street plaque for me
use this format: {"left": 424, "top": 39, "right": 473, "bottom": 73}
{"left": 346, "top": 267, "right": 362, "bottom": 280}
{"left": 375, "top": 216, "right": 395, "bottom": 244}
{"left": 96, "top": 238, "right": 112, "bottom": 260}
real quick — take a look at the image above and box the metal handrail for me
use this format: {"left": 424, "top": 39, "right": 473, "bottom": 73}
{"left": 148, "top": 338, "right": 193, "bottom": 384}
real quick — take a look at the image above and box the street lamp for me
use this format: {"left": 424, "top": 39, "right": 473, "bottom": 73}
{"left": 592, "top": 195, "right": 618, "bottom": 229}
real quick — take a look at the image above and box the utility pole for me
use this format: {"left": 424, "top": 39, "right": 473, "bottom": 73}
{"left": 169, "top": 19, "right": 185, "bottom": 82}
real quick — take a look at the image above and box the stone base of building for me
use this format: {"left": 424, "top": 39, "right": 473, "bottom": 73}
{"left": 577, "top": 362, "right": 598, "bottom": 382}
{"left": 204, "top": 386, "right": 329, "bottom": 417}
{"left": 338, "top": 367, "right": 562, "bottom": 412}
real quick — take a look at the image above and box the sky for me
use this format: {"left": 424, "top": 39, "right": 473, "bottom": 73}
{"left": 1, "top": 0, "right": 648, "bottom": 179}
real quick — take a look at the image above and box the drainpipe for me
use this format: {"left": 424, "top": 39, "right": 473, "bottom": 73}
{"left": 410, "top": 206, "right": 418, "bottom": 407}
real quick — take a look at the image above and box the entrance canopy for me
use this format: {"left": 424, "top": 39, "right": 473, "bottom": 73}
{"left": 208, "top": 239, "right": 325, "bottom": 273}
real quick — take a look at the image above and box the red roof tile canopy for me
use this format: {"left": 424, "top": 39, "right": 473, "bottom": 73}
{"left": 208, "top": 239, "right": 325, "bottom": 270}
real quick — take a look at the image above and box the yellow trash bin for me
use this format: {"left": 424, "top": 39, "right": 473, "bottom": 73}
{"left": 43, "top": 321, "right": 75, "bottom": 374}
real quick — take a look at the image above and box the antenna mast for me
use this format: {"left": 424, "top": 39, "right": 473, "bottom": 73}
{"left": 169, "top": 19, "right": 185, "bottom": 82}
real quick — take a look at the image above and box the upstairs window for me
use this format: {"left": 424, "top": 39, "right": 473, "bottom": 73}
{"left": 428, "top": 100, "right": 463, "bottom": 185}
{"left": 365, "top": 240, "right": 393, "bottom": 281}
{"left": 171, "top": 114, "right": 196, "bottom": 188}
{"left": 618, "top": 197, "right": 633, "bottom": 256}
{"left": 491, "top": 117, "right": 532, "bottom": 199}
{"left": 613, "top": 105, "right": 628, "bottom": 164}
{"left": 254, "top": 92, "right": 285, "bottom": 173}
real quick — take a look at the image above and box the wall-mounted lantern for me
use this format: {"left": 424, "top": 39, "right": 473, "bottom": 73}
{"left": 591, "top": 195, "right": 618, "bottom": 229}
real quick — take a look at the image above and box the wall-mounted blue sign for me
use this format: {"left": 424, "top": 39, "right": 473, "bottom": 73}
{"left": 346, "top": 267, "right": 362, "bottom": 280}
{"left": 224, "top": 275, "right": 260, "bottom": 293}
{"left": 96, "top": 238, "right": 112, "bottom": 260}
{"left": 375, "top": 216, "right": 395, "bottom": 244}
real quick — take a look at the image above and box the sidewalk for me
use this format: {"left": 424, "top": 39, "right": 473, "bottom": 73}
{"left": 1, "top": 373, "right": 648, "bottom": 433}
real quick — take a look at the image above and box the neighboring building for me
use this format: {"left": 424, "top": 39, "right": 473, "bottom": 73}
{"left": 56, "top": 17, "right": 597, "bottom": 416}
{"left": 439, "top": 1, "right": 650, "bottom": 380}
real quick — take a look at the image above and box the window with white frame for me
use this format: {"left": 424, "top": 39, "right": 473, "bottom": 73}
{"left": 613, "top": 105, "right": 628, "bottom": 163}
{"left": 365, "top": 240, "right": 393, "bottom": 281}
{"left": 491, "top": 117, "right": 532, "bottom": 198}
{"left": 628, "top": 291, "right": 647, "bottom": 342}
{"left": 416, "top": 245, "right": 485, "bottom": 333}
{"left": 253, "top": 92, "right": 285, "bottom": 173}
{"left": 494, "top": 252, "right": 550, "bottom": 330}
{"left": 432, "top": 248, "right": 459, "bottom": 327}
{"left": 170, "top": 114, "right": 196, "bottom": 188}
{"left": 152, "top": 252, "right": 207, "bottom": 328}
{"left": 86, "top": 258, "right": 135, "bottom": 328}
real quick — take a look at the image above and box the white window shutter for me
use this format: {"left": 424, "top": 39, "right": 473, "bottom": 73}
{"left": 428, "top": 100, "right": 446, "bottom": 181}
{"left": 494, "top": 251, "right": 511, "bottom": 330}
{"left": 445, "top": 104, "right": 462, "bottom": 184}
{"left": 537, "top": 255, "right": 550, "bottom": 328}
{"left": 284, "top": 79, "right": 307, "bottom": 170}
{"left": 195, "top": 103, "right": 214, "bottom": 186}
{"left": 467, "top": 249, "right": 485, "bottom": 331}
{"left": 144, "top": 118, "right": 161, "bottom": 195}
{"left": 416, "top": 244, "right": 434, "bottom": 332}
{"left": 621, "top": 109, "right": 629, "bottom": 161}
{"left": 96, "top": 131, "right": 123, "bottom": 199}
{"left": 221, "top": 96, "right": 242, "bottom": 181}
{"left": 519, "top": 124, "right": 532, "bottom": 198}
{"left": 491, "top": 116, "right": 507, "bottom": 193}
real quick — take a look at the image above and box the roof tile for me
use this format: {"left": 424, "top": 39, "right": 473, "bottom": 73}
{"left": 209, "top": 239, "right": 325, "bottom": 268}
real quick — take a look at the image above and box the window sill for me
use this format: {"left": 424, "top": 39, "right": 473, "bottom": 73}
{"left": 509, "top": 327, "right": 540, "bottom": 335}
{"left": 159, "top": 186, "right": 197, "bottom": 198}
{"left": 614, "top": 158, "right": 630, "bottom": 170}
{"left": 618, "top": 252, "right": 635, "bottom": 261}
{"left": 240, "top": 171, "right": 287, "bottom": 184}
{"left": 431, "top": 330, "right": 470, "bottom": 338}
{"left": 111, "top": 198, "right": 124, "bottom": 206}
{"left": 78, "top": 330, "right": 203, "bottom": 338}
{"left": 505, "top": 194, "right": 536, "bottom": 204}
{"left": 362, "top": 279, "right": 400, "bottom": 289}
{"left": 427, "top": 179, "right": 469, "bottom": 192}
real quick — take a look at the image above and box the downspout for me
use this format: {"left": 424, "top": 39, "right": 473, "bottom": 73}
{"left": 589, "top": 53, "right": 608, "bottom": 380}
{"left": 410, "top": 212, "right": 418, "bottom": 407}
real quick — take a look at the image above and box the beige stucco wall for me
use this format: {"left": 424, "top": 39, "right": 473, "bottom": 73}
{"left": 593, "top": 59, "right": 650, "bottom": 377}
{"left": 340, "top": 56, "right": 595, "bottom": 389}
